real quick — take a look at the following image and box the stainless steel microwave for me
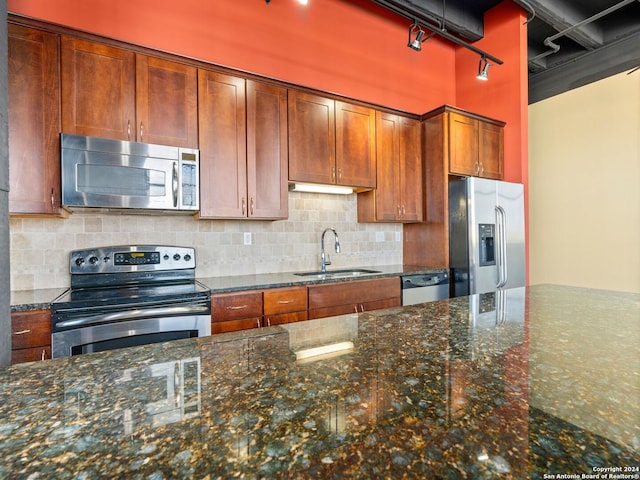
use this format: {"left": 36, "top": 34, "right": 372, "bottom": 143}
{"left": 61, "top": 134, "right": 199, "bottom": 212}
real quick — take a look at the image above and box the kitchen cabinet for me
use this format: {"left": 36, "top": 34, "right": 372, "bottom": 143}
{"left": 8, "top": 24, "right": 62, "bottom": 216}
{"left": 308, "top": 277, "right": 401, "bottom": 320}
{"left": 263, "top": 286, "right": 308, "bottom": 326}
{"left": 446, "top": 108, "right": 504, "bottom": 180}
{"left": 288, "top": 90, "right": 376, "bottom": 189}
{"left": 211, "top": 286, "right": 308, "bottom": 334}
{"left": 11, "top": 309, "right": 52, "bottom": 364}
{"left": 211, "top": 290, "right": 263, "bottom": 334}
{"left": 402, "top": 105, "right": 505, "bottom": 267}
{"left": 198, "top": 72, "right": 288, "bottom": 219}
{"left": 357, "top": 112, "right": 423, "bottom": 222}
{"left": 61, "top": 36, "right": 198, "bottom": 148}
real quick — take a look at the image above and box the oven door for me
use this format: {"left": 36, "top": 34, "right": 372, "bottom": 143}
{"left": 51, "top": 313, "right": 211, "bottom": 358}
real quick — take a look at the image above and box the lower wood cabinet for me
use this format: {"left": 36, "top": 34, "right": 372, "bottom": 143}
{"left": 307, "top": 277, "right": 401, "bottom": 320}
{"left": 211, "top": 290, "right": 263, "bottom": 334}
{"left": 211, "top": 278, "right": 401, "bottom": 334}
{"left": 11, "top": 309, "right": 52, "bottom": 365}
{"left": 263, "top": 286, "right": 308, "bottom": 326}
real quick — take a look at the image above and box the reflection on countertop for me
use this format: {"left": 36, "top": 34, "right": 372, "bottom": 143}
{"left": 1, "top": 284, "right": 638, "bottom": 478}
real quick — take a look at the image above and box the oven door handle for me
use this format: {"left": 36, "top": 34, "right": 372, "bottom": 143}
{"left": 56, "top": 305, "right": 210, "bottom": 329}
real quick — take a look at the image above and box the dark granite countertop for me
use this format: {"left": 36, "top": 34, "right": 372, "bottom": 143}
{"left": 199, "top": 264, "right": 447, "bottom": 294}
{"left": 1, "top": 284, "right": 638, "bottom": 478}
{"left": 10, "top": 265, "right": 447, "bottom": 311}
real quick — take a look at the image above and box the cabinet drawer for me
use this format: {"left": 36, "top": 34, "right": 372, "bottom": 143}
{"left": 308, "top": 277, "right": 401, "bottom": 309}
{"left": 211, "top": 318, "right": 260, "bottom": 334}
{"left": 211, "top": 291, "right": 263, "bottom": 322}
{"left": 265, "top": 311, "right": 308, "bottom": 326}
{"left": 11, "top": 309, "right": 51, "bottom": 349}
{"left": 11, "top": 346, "right": 51, "bottom": 365}
{"left": 263, "top": 286, "right": 307, "bottom": 315}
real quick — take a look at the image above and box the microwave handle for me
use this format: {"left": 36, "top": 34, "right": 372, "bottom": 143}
{"left": 172, "top": 162, "right": 178, "bottom": 208}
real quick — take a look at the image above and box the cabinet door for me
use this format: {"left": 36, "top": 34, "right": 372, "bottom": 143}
{"left": 398, "top": 116, "right": 423, "bottom": 222}
{"left": 478, "top": 121, "right": 504, "bottom": 179}
{"left": 198, "top": 70, "right": 247, "bottom": 218}
{"left": 61, "top": 36, "right": 135, "bottom": 140}
{"left": 135, "top": 55, "right": 198, "bottom": 148}
{"left": 246, "top": 81, "right": 288, "bottom": 219}
{"left": 335, "top": 101, "right": 376, "bottom": 188}
{"left": 372, "top": 111, "right": 400, "bottom": 221}
{"left": 448, "top": 112, "right": 478, "bottom": 177}
{"left": 211, "top": 318, "right": 261, "bottom": 334}
{"left": 288, "top": 90, "right": 335, "bottom": 184}
{"left": 8, "top": 25, "right": 61, "bottom": 216}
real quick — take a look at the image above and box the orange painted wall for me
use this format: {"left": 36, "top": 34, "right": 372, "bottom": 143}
{"left": 8, "top": 0, "right": 460, "bottom": 113}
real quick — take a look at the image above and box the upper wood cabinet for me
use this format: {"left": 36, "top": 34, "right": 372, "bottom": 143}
{"left": 288, "top": 91, "right": 376, "bottom": 189}
{"left": 357, "top": 112, "right": 423, "bottom": 223}
{"left": 198, "top": 71, "right": 288, "bottom": 219}
{"left": 8, "top": 24, "right": 62, "bottom": 216}
{"left": 61, "top": 36, "right": 197, "bottom": 148}
{"left": 447, "top": 109, "right": 505, "bottom": 180}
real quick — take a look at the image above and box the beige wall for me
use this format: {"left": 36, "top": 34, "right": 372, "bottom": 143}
{"left": 10, "top": 193, "right": 402, "bottom": 291}
{"left": 528, "top": 70, "right": 640, "bottom": 293}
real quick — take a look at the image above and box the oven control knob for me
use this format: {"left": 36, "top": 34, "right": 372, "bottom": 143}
{"left": 75, "top": 257, "right": 85, "bottom": 266}
{"left": 173, "top": 253, "right": 181, "bottom": 261}
{"left": 89, "top": 256, "right": 99, "bottom": 265}
{"left": 163, "top": 254, "right": 170, "bottom": 261}
{"left": 184, "top": 254, "right": 192, "bottom": 262}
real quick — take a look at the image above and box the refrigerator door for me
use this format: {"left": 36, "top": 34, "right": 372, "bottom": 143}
{"left": 496, "top": 181, "right": 526, "bottom": 290}
{"left": 468, "top": 177, "right": 500, "bottom": 295}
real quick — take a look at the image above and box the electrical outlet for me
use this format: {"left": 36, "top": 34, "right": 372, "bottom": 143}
{"left": 243, "top": 232, "right": 252, "bottom": 245}
{"left": 376, "top": 232, "right": 384, "bottom": 242}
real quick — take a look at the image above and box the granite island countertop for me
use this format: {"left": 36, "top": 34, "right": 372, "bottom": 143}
{"left": 1, "top": 284, "right": 638, "bottom": 478}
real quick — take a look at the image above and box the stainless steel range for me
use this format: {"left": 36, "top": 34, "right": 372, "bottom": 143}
{"left": 51, "top": 245, "right": 211, "bottom": 358}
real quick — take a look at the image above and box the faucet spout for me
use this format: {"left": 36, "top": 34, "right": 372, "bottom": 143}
{"left": 320, "top": 228, "right": 340, "bottom": 273}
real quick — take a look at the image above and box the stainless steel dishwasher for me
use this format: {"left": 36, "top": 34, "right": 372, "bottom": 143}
{"left": 401, "top": 271, "right": 449, "bottom": 305}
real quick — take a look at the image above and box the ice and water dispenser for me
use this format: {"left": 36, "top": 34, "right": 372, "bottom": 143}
{"left": 478, "top": 224, "right": 496, "bottom": 266}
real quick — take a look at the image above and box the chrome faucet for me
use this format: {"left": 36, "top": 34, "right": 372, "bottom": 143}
{"left": 320, "top": 227, "right": 340, "bottom": 273}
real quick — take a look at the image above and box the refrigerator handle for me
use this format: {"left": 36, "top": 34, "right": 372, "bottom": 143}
{"left": 495, "top": 206, "right": 508, "bottom": 288}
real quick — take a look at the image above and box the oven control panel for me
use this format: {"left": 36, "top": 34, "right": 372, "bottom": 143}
{"left": 70, "top": 245, "right": 196, "bottom": 274}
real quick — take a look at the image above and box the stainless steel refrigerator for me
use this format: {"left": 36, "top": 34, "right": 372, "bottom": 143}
{"left": 449, "top": 177, "right": 525, "bottom": 297}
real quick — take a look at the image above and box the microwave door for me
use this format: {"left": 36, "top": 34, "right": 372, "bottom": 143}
{"left": 63, "top": 150, "right": 178, "bottom": 210}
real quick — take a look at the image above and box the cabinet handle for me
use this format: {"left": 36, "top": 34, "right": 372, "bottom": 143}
{"left": 13, "top": 329, "right": 31, "bottom": 335}
{"left": 257, "top": 318, "right": 261, "bottom": 328}
{"left": 227, "top": 305, "right": 248, "bottom": 310}
{"left": 353, "top": 306, "right": 358, "bottom": 313}
{"left": 250, "top": 197, "right": 254, "bottom": 216}
{"left": 267, "top": 318, "right": 271, "bottom": 327}
{"left": 331, "top": 166, "right": 336, "bottom": 182}
{"left": 337, "top": 167, "right": 342, "bottom": 182}
{"left": 360, "top": 304, "right": 365, "bottom": 312}
{"left": 480, "top": 163, "right": 484, "bottom": 175}
{"left": 140, "top": 122, "right": 144, "bottom": 142}
{"left": 242, "top": 197, "right": 246, "bottom": 215}
{"left": 51, "top": 189, "right": 55, "bottom": 208}
{"left": 397, "top": 205, "right": 401, "bottom": 217}
{"left": 401, "top": 205, "right": 406, "bottom": 216}
{"left": 277, "top": 299, "right": 294, "bottom": 304}
{"left": 127, "top": 120, "right": 131, "bottom": 140}
{"left": 41, "top": 349, "right": 47, "bottom": 361}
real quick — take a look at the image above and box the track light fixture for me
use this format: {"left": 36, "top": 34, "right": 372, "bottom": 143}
{"left": 476, "top": 56, "right": 491, "bottom": 81}
{"left": 407, "top": 23, "right": 426, "bottom": 51}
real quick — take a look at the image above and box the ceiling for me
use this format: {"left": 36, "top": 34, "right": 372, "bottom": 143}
{"left": 368, "top": 0, "right": 640, "bottom": 103}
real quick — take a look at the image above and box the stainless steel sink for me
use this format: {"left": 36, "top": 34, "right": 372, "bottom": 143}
{"left": 294, "top": 268, "right": 381, "bottom": 279}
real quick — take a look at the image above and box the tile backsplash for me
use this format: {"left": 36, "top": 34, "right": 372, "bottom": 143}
{"left": 9, "top": 192, "right": 402, "bottom": 291}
